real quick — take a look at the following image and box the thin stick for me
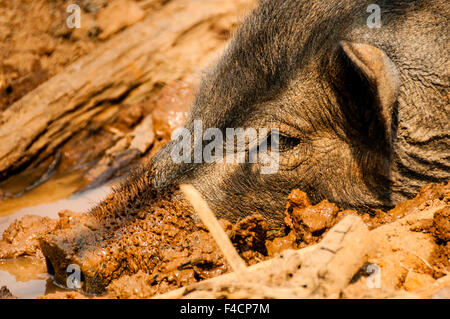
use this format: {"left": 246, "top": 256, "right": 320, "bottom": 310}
{"left": 180, "top": 184, "right": 249, "bottom": 280}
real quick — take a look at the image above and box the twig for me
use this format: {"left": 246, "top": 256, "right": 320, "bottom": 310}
{"left": 180, "top": 184, "right": 249, "bottom": 281}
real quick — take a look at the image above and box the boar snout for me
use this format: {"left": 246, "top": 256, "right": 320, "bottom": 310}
{"left": 137, "top": 0, "right": 449, "bottom": 235}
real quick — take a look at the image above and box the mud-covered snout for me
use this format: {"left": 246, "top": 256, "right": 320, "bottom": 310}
{"left": 148, "top": 126, "right": 288, "bottom": 235}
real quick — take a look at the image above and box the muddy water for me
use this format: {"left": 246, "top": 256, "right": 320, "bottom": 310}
{"left": 0, "top": 174, "right": 116, "bottom": 298}
{"left": 0, "top": 257, "right": 57, "bottom": 299}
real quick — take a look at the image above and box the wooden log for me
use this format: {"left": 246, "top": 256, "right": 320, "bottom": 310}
{"left": 152, "top": 244, "right": 318, "bottom": 299}
{"left": 0, "top": 0, "right": 257, "bottom": 177}
{"left": 153, "top": 215, "right": 370, "bottom": 299}
{"left": 294, "top": 214, "right": 372, "bottom": 298}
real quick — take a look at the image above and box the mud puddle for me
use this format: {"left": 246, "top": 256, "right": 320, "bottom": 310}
{"left": 0, "top": 179, "right": 448, "bottom": 299}
{"left": 0, "top": 174, "right": 117, "bottom": 298}
{"left": 0, "top": 175, "right": 114, "bottom": 234}
{"left": 0, "top": 257, "right": 61, "bottom": 299}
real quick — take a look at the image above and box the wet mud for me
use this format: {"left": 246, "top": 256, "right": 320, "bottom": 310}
{"left": 38, "top": 190, "right": 276, "bottom": 296}
{"left": 415, "top": 206, "right": 450, "bottom": 276}
{"left": 0, "top": 186, "right": 345, "bottom": 297}
{"left": 0, "top": 0, "right": 447, "bottom": 300}
{"left": 0, "top": 182, "right": 448, "bottom": 298}
{"left": 363, "top": 182, "right": 450, "bottom": 230}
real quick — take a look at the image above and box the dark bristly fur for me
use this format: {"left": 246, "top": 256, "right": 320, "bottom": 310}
{"left": 95, "top": 0, "right": 449, "bottom": 234}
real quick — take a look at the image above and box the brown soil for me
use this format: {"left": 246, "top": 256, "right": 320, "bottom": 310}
{"left": 0, "top": 0, "right": 210, "bottom": 198}
{"left": 342, "top": 182, "right": 449, "bottom": 297}
{"left": 0, "top": 0, "right": 153, "bottom": 110}
{"left": 38, "top": 291, "right": 88, "bottom": 299}
{"left": 38, "top": 191, "right": 281, "bottom": 296}
{"left": 0, "top": 0, "right": 448, "bottom": 300}
{"left": 362, "top": 182, "right": 449, "bottom": 229}
{"left": 0, "top": 215, "right": 58, "bottom": 259}
{"left": 419, "top": 206, "right": 450, "bottom": 276}
{"left": 3, "top": 182, "right": 447, "bottom": 299}
{"left": 42, "top": 191, "right": 230, "bottom": 295}
{"left": 37, "top": 186, "right": 365, "bottom": 296}
{"left": 37, "top": 184, "right": 277, "bottom": 295}
{"left": 283, "top": 189, "right": 354, "bottom": 248}
{"left": 0, "top": 0, "right": 128, "bottom": 196}
{"left": 0, "top": 186, "right": 356, "bottom": 297}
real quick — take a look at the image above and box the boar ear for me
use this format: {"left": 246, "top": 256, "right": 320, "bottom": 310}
{"left": 337, "top": 41, "right": 399, "bottom": 148}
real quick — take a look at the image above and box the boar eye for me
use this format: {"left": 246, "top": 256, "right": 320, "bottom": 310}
{"left": 268, "top": 133, "right": 301, "bottom": 152}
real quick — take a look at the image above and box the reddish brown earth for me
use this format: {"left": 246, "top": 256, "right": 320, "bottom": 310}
{"left": 0, "top": 0, "right": 143, "bottom": 197}
{"left": 0, "top": 0, "right": 448, "bottom": 300}
{"left": 0, "top": 0, "right": 152, "bottom": 110}
{"left": 1, "top": 182, "right": 448, "bottom": 298}
{"left": 416, "top": 206, "right": 450, "bottom": 276}
{"left": 0, "top": 0, "right": 247, "bottom": 199}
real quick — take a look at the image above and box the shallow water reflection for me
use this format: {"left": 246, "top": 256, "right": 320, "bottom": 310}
{"left": 0, "top": 178, "right": 116, "bottom": 298}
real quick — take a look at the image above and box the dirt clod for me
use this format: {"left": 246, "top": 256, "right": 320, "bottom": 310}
{"left": 227, "top": 215, "right": 268, "bottom": 265}
{"left": 429, "top": 206, "right": 450, "bottom": 275}
{"left": 39, "top": 187, "right": 228, "bottom": 295}
{"left": 284, "top": 189, "right": 353, "bottom": 248}
{"left": 0, "top": 215, "right": 58, "bottom": 259}
{"left": 363, "top": 182, "right": 450, "bottom": 229}
{"left": 1, "top": 175, "right": 448, "bottom": 299}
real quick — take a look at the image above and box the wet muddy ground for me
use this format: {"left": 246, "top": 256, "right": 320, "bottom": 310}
{"left": 0, "top": 180, "right": 114, "bottom": 298}
{"left": 0, "top": 180, "right": 448, "bottom": 299}
{"left": 0, "top": 0, "right": 448, "bottom": 299}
